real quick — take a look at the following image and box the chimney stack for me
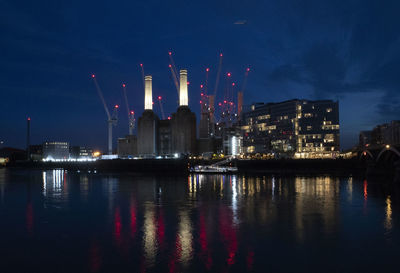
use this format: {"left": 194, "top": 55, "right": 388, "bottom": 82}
{"left": 179, "top": 70, "right": 188, "bottom": 106}
{"left": 144, "top": 75, "right": 152, "bottom": 110}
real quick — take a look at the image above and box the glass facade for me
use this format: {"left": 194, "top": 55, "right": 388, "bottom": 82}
{"left": 241, "top": 99, "right": 340, "bottom": 158}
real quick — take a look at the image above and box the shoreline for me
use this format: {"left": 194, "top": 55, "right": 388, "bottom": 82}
{"left": 5, "top": 158, "right": 396, "bottom": 176}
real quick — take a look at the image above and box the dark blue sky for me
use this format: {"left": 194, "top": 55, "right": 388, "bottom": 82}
{"left": 1, "top": 0, "right": 399, "bottom": 150}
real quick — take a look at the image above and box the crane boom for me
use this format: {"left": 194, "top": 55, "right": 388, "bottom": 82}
{"left": 122, "top": 83, "right": 134, "bottom": 135}
{"left": 139, "top": 63, "right": 145, "bottom": 92}
{"left": 213, "top": 53, "right": 223, "bottom": 99}
{"left": 92, "top": 74, "right": 111, "bottom": 119}
{"left": 122, "top": 83, "right": 130, "bottom": 117}
{"left": 169, "top": 64, "right": 180, "bottom": 96}
{"left": 168, "top": 51, "right": 179, "bottom": 82}
{"left": 205, "top": 68, "right": 209, "bottom": 95}
{"left": 157, "top": 96, "right": 166, "bottom": 120}
{"left": 241, "top": 67, "right": 250, "bottom": 93}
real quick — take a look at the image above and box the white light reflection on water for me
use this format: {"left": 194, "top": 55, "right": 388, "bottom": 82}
{"left": 42, "top": 169, "right": 65, "bottom": 198}
{"left": 231, "top": 175, "right": 239, "bottom": 226}
{"left": 385, "top": 195, "right": 393, "bottom": 231}
{"left": 143, "top": 204, "right": 157, "bottom": 268}
{"left": 177, "top": 210, "right": 193, "bottom": 266}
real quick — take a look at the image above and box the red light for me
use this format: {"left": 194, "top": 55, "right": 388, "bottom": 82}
{"left": 201, "top": 93, "right": 204, "bottom": 96}
{"left": 200, "top": 85, "right": 203, "bottom": 89}
{"left": 224, "top": 100, "right": 227, "bottom": 103}
{"left": 246, "top": 67, "right": 250, "bottom": 72}
{"left": 218, "top": 103, "right": 222, "bottom": 106}
{"left": 232, "top": 82, "right": 235, "bottom": 86}
{"left": 122, "top": 83, "right": 126, "bottom": 87}
{"left": 187, "top": 81, "right": 190, "bottom": 85}
{"left": 200, "top": 101, "right": 202, "bottom": 104}
{"left": 206, "top": 68, "right": 209, "bottom": 72}
{"left": 152, "top": 102, "right": 154, "bottom": 105}
{"left": 130, "top": 111, "right": 134, "bottom": 114}
{"left": 140, "top": 63, "right": 143, "bottom": 67}
{"left": 230, "top": 102, "right": 233, "bottom": 105}
{"left": 91, "top": 74, "right": 95, "bottom": 78}
{"left": 115, "top": 105, "right": 119, "bottom": 108}
{"left": 168, "top": 64, "right": 172, "bottom": 68}
{"left": 27, "top": 117, "right": 31, "bottom": 121}
{"left": 167, "top": 116, "right": 171, "bottom": 120}
{"left": 168, "top": 51, "right": 172, "bottom": 55}
{"left": 158, "top": 96, "right": 162, "bottom": 100}
{"left": 220, "top": 53, "right": 223, "bottom": 57}
{"left": 227, "top": 72, "right": 231, "bottom": 77}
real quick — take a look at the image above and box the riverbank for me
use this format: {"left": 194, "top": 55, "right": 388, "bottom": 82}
{"left": 7, "top": 158, "right": 365, "bottom": 174}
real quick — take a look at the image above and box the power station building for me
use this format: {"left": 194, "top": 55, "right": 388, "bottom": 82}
{"left": 136, "top": 70, "right": 197, "bottom": 157}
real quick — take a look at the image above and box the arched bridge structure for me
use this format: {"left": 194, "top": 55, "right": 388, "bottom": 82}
{"left": 358, "top": 144, "right": 400, "bottom": 168}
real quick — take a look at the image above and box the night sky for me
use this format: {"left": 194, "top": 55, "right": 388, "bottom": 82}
{"left": 1, "top": 0, "right": 399, "bottom": 151}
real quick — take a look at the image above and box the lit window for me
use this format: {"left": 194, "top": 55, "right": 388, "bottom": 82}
{"left": 326, "top": 108, "right": 332, "bottom": 113}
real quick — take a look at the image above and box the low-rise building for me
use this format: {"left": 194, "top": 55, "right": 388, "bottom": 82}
{"left": 117, "top": 135, "right": 137, "bottom": 158}
{"left": 70, "top": 146, "right": 93, "bottom": 159}
{"left": 42, "top": 141, "right": 69, "bottom": 160}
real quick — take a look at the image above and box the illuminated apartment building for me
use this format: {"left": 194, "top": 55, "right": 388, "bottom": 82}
{"left": 241, "top": 99, "right": 340, "bottom": 158}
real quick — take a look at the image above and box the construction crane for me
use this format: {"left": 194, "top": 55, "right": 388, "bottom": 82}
{"left": 139, "top": 63, "right": 145, "bottom": 90}
{"left": 122, "top": 83, "right": 135, "bottom": 135}
{"left": 157, "top": 96, "right": 166, "bottom": 119}
{"left": 168, "top": 51, "right": 179, "bottom": 81}
{"left": 238, "top": 67, "right": 250, "bottom": 119}
{"left": 168, "top": 64, "right": 180, "bottom": 96}
{"left": 92, "top": 74, "right": 118, "bottom": 155}
{"left": 168, "top": 51, "right": 180, "bottom": 99}
{"left": 213, "top": 53, "right": 223, "bottom": 102}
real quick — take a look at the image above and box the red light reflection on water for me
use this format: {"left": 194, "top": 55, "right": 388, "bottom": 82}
{"left": 363, "top": 180, "right": 368, "bottom": 200}
{"left": 199, "top": 213, "right": 212, "bottom": 270}
{"left": 247, "top": 250, "right": 255, "bottom": 271}
{"left": 130, "top": 202, "right": 137, "bottom": 238}
{"left": 219, "top": 207, "right": 237, "bottom": 266}
{"left": 89, "top": 240, "right": 102, "bottom": 272}
{"left": 157, "top": 209, "right": 165, "bottom": 249}
{"left": 114, "top": 207, "right": 122, "bottom": 246}
{"left": 168, "top": 234, "right": 181, "bottom": 273}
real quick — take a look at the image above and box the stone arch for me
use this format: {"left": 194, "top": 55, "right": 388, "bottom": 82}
{"left": 376, "top": 146, "right": 400, "bottom": 163}
{"left": 359, "top": 149, "right": 374, "bottom": 160}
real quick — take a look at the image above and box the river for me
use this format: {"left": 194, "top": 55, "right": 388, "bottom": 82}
{"left": 0, "top": 168, "right": 399, "bottom": 272}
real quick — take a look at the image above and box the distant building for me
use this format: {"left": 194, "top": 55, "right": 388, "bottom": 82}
{"left": 70, "top": 146, "right": 93, "bottom": 159}
{"left": 241, "top": 99, "right": 340, "bottom": 158}
{"left": 362, "top": 120, "right": 400, "bottom": 147}
{"left": 222, "top": 127, "right": 242, "bottom": 156}
{"left": 117, "top": 135, "right": 137, "bottom": 158}
{"left": 359, "top": 131, "right": 372, "bottom": 148}
{"left": 29, "top": 144, "right": 43, "bottom": 161}
{"left": 42, "top": 141, "right": 69, "bottom": 160}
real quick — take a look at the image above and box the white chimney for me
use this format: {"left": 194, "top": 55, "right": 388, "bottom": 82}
{"left": 179, "top": 69, "right": 188, "bottom": 106}
{"left": 144, "top": 75, "right": 152, "bottom": 110}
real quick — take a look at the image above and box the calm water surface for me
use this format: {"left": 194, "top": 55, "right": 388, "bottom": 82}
{"left": 0, "top": 168, "right": 399, "bottom": 272}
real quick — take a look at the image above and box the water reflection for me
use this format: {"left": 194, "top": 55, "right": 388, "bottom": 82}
{"left": 143, "top": 203, "right": 157, "bottom": 267}
{"left": 1, "top": 170, "right": 399, "bottom": 272}
{"left": 385, "top": 195, "right": 392, "bottom": 231}
{"left": 42, "top": 169, "right": 67, "bottom": 198}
